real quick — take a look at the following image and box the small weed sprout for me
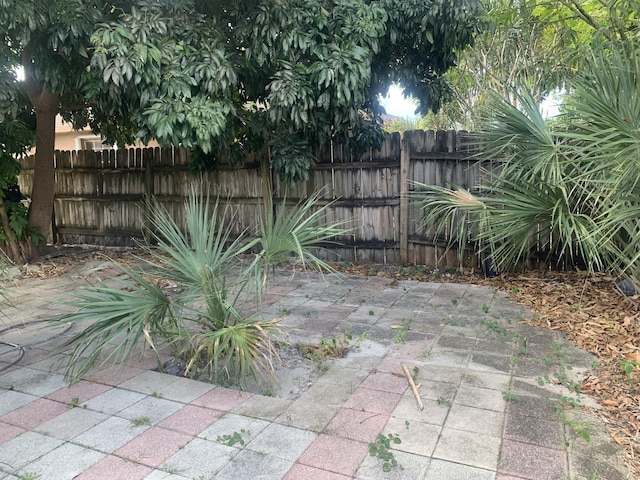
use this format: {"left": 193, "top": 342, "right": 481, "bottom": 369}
{"left": 68, "top": 397, "right": 79, "bottom": 408}
{"left": 502, "top": 391, "right": 516, "bottom": 401}
{"left": 216, "top": 429, "right": 249, "bottom": 447}
{"left": 369, "top": 433, "right": 403, "bottom": 472}
{"left": 18, "top": 473, "right": 41, "bottom": 480}
{"left": 561, "top": 413, "right": 593, "bottom": 444}
{"left": 621, "top": 359, "right": 640, "bottom": 387}
{"left": 261, "top": 385, "right": 277, "bottom": 397}
{"left": 480, "top": 317, "right": 507, "bottom": 341}
{"left": 131, "top": 416, "right": 150, "bottom": 427}
{"left": 393, "top": 318, "right": 413, "bottom": 344}
{"left": 297, "top": 332, "right": 354, "bottom": 372}
{"left": 482, "top": 304, "right": 489, "bottom": 313}
{"left": 436, "top": 396, "right": 451, "bottom": 406}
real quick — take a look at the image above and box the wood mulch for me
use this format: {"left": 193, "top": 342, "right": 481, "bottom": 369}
{"left": 491, "top": 271, "right": 640, "bottom": 475}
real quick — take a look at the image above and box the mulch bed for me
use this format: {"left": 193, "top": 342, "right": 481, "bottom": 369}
{"left": 492, "top": 271, "right": 640, "bottom": 474}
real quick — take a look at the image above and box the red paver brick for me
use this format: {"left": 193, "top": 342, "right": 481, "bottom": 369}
{"left": 0, "top": 397, "right": 68, "bottom": 429}
{"left": 46, "top": 380, "right": 112, "bottom": 404}
{"left": 375, "top": 355, "right": 422, "bottom": 374}
{"left": 359, "top": 372, "right": 408, "bottom": 394}
{"left": 114, "top": 426, "right": 192, "bottom": 467}
{"left": 298, "top": 434, "right": 369, "bottom": 477}
{"left": 0, "top": 421, "right": 24, "bottom": 445}
{"left": 191, "top": 386, "right": 253, "bottom": 411}
{"left": 284, "top": 463, "right": 353, "bottom": 480}
{"left": 158, "top": 404, "right": 223, "bottom": 435}
{"left": 325, "top": 407, "right": 389, "bottom": 443}
{"left": 75, "top": 455, "right": 152, "bottom": 480}
{"left": 85, "top": 366, "right": 145, "bottom": 386}
{"left": 499, "top": 439, "right": 568, "bottom": 480}
{"left": 342, "top": 387, "right": 402, "bottom": 414}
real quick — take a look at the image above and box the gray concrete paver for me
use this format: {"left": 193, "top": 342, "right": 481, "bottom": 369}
{"left": 21, "top": 442, "right": 105, "bottom": 480}
{"left": 433, "top": 427, "right": 502, "bottom": 471}
{"left": 150, "top": 376, "right": 215, "bottom": 404}
{"left": 0, "top": 366, "right": 67, "bottom": 396}
{"left": 425, "top": 459, "right": 496, "bottom": 480}
{"left": 34, "top": 406, "right": 109, "bottom": 440}
{"left": 355, "top": 449, "right": 431, "bottom": 480}
{"left": 0, "top": 431, "right": 65, "bottom": 471}
{"left": 245, "top": 423, "right": 317, "bottom": 461}
{"left": 198, "top": 412, "right": 271, "bottom": 443}
{"left": 82, "top": 387, "right": 147, "bottom": 415}
{"left": 0, "top": 390, "right": 37, "bottom": 416}
{"left": 382, "top": 416, "right": 440, "bottom": 457}
{"left": 72, "top": 415, "right": 151, "bottom": 453}
{"left": 117, "top": 395, "right": 184, "bottom": 425}
{"left": 213, "top": 448, "right": 294, "bottom": 480}
{"left": 157, "top": 437, "right": 237, "bottom": 479}
{"left": 444, "top": 403, "right": 504, "bottom": 437}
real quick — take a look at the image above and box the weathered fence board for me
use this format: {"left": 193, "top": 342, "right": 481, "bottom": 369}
{"left": 18, "top": 130, "right": 491, "bottom": 267}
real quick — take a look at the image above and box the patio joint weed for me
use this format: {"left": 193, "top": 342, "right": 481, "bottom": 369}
{"left": 369, "top": 433, "right": 403, "bottom": 472}
{"left": 216, "top": 429, "right": 249, "bottom": 447}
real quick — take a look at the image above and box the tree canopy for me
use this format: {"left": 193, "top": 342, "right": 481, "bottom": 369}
{"left": 427, "top": 0, "right": 640, "bottom": 129}
{"left": 0, "top": 0, "right": 483, "bottom": 260}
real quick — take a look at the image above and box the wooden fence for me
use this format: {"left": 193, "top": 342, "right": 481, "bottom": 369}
{"left": 18, "top": 130, "right": 493, "bottom": 267}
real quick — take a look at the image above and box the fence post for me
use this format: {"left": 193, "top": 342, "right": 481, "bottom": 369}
{"left": 400, "top": 132, "right": 410, "bottom": 264}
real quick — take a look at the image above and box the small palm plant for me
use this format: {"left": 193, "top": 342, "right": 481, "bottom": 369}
{"left": 56, "top": 185, "right": 348, "bottom": 385}
{"left": 414, "top": 39, "right": 640, "bottom": 277}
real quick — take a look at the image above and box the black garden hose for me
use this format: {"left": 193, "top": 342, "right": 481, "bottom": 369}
{"left": 0, "top": 318, "right": 72, "bottom": 372}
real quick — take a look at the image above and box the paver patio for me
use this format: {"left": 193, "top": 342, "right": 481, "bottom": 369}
{"left": 0, "top": 260, "right": 631, "bottom": 479}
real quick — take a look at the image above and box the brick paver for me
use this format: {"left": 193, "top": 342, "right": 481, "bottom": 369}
{"left": 0, "top": 264, "right": 629, "bottom": 479}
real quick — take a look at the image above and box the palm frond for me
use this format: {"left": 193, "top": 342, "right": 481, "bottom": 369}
{"left": 250, "top": 188, "right": 351, "bottom": 286}
{"left": 183, "top": 318, "right": 285, "bottom": 386}
{"left": 54, "top": 263, "right": 178, "bottom": 382}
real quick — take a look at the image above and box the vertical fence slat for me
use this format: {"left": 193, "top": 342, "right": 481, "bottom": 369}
{"left": 17, "top": 131, "right": 493, "bottom": 266}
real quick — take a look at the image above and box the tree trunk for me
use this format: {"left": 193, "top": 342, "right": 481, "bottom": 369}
{"left": 24, "top": 61, "right": 59, "bottom": 260}
{"left": 0, "top": 198, "right": 24, "bottom": 263}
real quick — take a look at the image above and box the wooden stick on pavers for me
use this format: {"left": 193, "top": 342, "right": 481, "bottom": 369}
{"left": 401, "top": 362, "right": 424, "bottom": 411}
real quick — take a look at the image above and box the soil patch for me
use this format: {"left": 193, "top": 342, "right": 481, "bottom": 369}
{"left": 160, "top": 341, "right": 352, "bottom": 400}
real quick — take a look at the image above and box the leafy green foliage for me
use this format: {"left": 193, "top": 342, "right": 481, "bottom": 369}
{"left": 369, "top": 433, "right": 403, "bottom": 472}
{"left": 250, "top": 189, "right": 350, "bottom": 287}
{"left": 2, "top": 0, "right": 482, "bottom": 204}
{"left": 438, "top": 0, "right": 640, "bottom": 129}
{"left": 1, "top": 0, "right": 480, "bottom": 261}
{"left": 56, "top": 186, "right": 349, "bottom": 385}
{"left": 216, "top": 430, "right": 249, "bottom": 447}
{"left": 414, "top": 39, "right": 640, "bottom": 277}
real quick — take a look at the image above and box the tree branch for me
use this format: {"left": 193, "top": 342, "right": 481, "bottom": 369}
{"left": 557, "top": 0, "right": 615, "bottom": 42}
